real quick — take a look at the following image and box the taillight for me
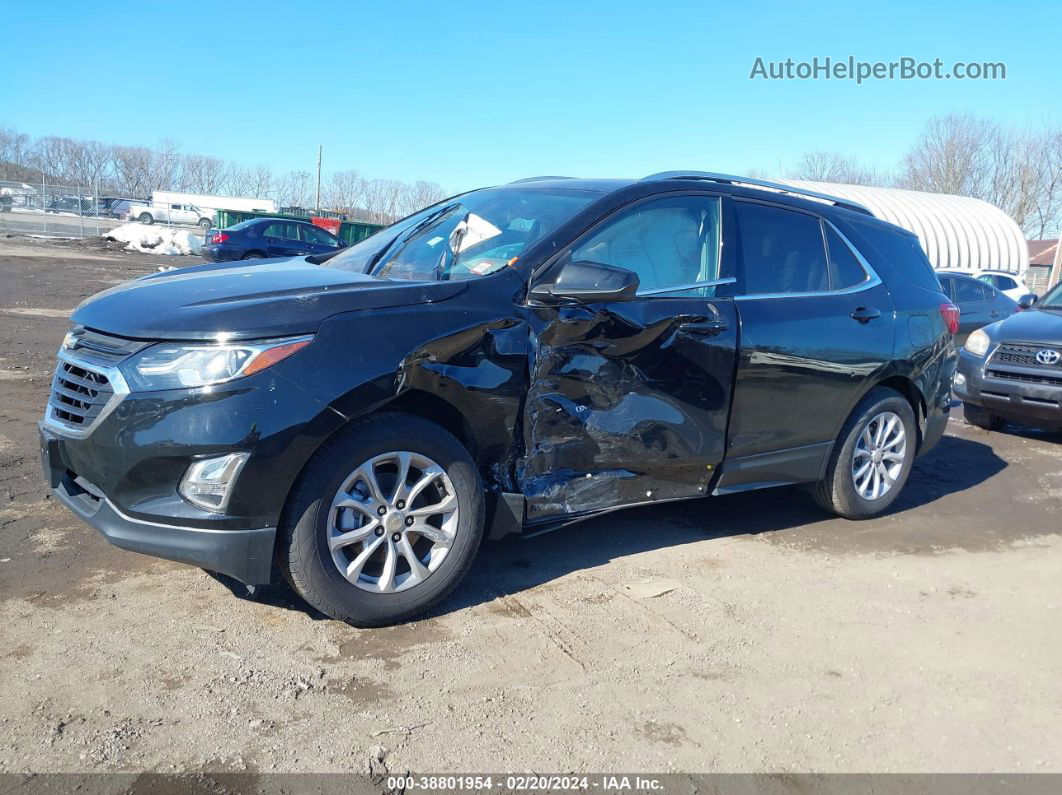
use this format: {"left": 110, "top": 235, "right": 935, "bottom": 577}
{"left": 939, "top": 302, "right": 960, "bottom": 335}
{"left": 210, "top": 232, "right": 229, "bottom": 244}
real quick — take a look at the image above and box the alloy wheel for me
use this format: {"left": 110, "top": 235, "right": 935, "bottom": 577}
{"left": 327, "top": 451, "right": 459, "bottom": 593}
{"left": 851, "top": 410, "right": 907, "bottom": 501}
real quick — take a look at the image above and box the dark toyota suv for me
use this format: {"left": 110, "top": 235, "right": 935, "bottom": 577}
{"left": 39, "top": 173, "right": 958, "bottom": 627}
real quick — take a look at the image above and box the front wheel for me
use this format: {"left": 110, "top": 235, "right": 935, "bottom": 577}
{"left": 813, "top": 388, "right": 917, "bottom": 519}
{"left": 280, "top": 413, "right": 485, "bottom": 627}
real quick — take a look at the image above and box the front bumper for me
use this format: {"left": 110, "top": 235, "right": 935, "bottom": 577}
{"left": 39, "top": 358, "right": 345, "bottom": 584}
{"left": 41, "top": 424, "right": 277, "bottom": 583}
{"left": 956, "top": 348, "right": 1062, "bottom": 429}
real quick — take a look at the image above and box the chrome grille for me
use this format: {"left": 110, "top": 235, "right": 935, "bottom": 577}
{"left": 50, "top": 361, "right": 114, "bottom": 427}
{"left": 45, "top": 327, "right": 142, "bottom": 436}
{"left": 991, "top": 343, "right": 1061, "bottom": 368}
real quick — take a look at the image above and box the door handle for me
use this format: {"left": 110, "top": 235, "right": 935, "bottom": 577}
{"left": 850, "top": 306, "right": 881, "bottom": 323}
{"left": 679, "top": 318, "right": 729, "bottom": 335}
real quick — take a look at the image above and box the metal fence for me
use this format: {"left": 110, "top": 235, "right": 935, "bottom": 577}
{"left": 0, "top": 179, "right": 120, "bottom": 239}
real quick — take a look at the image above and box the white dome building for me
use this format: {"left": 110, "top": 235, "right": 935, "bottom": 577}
{"left": 784, "top": 181, "right": 1028, "bottom": 275}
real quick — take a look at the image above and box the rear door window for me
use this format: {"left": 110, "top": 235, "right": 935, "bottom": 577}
{"left": 953, "top": 278, "right": 988, "bottom": 303}
{"left": 980, "top": 274, "right": 1017, "bottom": 291}
{"left": 263, "top": 222, "right": 300, "bottom": 240}
{"left": 735, "top": 202, "right": 829, "bottom": 295}
{"left": 937, "top": 276, "right": 955, "bottom": 301}
{"left": 825, "top": 225, "right": 869, "bottom": 289}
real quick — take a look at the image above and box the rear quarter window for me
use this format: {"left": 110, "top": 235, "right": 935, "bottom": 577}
{"left": 845, "top": 219, "right": 942, "bottom": 293}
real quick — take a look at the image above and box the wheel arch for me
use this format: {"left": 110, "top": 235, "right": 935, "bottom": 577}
{"left": 270, "top": 389, "right": 493, "bottom": 569}
{"left": 381, "top": 389, "right": 481, "bottom": 463}
{"left": 859, "top": 374, "right": 928, "bottom": 449}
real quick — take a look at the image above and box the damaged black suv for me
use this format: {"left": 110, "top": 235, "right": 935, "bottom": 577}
{"left": 40, "top": 173, "right": 957, "bottom": 626}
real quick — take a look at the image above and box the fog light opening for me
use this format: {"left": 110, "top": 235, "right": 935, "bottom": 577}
{"left": 179, "top": 452, "right": 249, "bottom": 512}
{"left": 954, "top": 372, "right": 967, "bottom": 388}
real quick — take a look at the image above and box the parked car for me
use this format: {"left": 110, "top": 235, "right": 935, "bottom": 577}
{"left": 935, "top": 271, "right": 1018, "bottom": 346}
{"left": 134, "top": 202, "right": 214, "bottom": 229}
{"left": 956, "top": 286, "right": 1062, "bottom": 433}
{"left": 200, "top": 218, "right": 345, "bottom": 261}
{"left": 976, "top": 270, "right": 1029, "bottom": 301}
{"left": 39, "top": 172, "right": 957, "bottom": 627}
{"left": 98, "top": 197, "right": 147, "bottom": 220}
{"left": 46, "top": 196, "right": 96, "bottom": 214}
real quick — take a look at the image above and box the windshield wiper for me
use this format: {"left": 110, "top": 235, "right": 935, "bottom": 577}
{"left": 370, "top": 203, "right": 459, "bottom": 276}
{"left": 433, "top": 210, "right": 471, "bottom": 281}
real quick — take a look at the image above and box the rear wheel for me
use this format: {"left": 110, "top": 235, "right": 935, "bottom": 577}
{"left": 241, "top": 251, "right": 264, "bottom": 260}
{"left": 280, "top": 413, "right": 485, "bottom": 627}
{"left": 814, "top": 388, "right": 917, "bottom": 519}
{"left": 138, "top": 212, "right": 153, "bottom": 225}
{"left": 199, "top": 218, "right": 212, "bottom": 230}
{"left": 963, "top": 402, "right": 1005, "bottom": 431}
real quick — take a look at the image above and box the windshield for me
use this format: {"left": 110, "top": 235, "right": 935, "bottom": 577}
{"left": 1039, "top": 282, "right": 1062, "bottom": 309}
{"left": 323, "top": 186, "right": 600, "bottom": 280}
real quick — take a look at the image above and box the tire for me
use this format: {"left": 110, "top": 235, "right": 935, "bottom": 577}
{"left": 280, "top": 412, "right": 485, "bottom": 627}
{"left": 963, "top": 402, "right": 1005, "bottom": 431}
{"left": 138, "top": 212, "right": 153, "bottom": 225}
{"left": 199, "top": 218, "right": 212, "bottom": 230}
{"left": 241, "top": 251, "right": 264, "bottom": 260}
{"left": 813, "top": 387, "right": 917, "bottom": 519}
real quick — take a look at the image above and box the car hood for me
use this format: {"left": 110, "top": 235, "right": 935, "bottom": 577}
{"left": 72, "top": 258, "right": 468, "bottom": 340}
{"left": 992, "top": 307, "right": 1062, "bottom": 344}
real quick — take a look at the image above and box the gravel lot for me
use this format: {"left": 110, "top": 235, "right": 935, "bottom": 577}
{"left": 0, "top": 236, "right": 1060, "bottom": 775}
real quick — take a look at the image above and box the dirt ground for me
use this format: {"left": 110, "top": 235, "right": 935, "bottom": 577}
{"left": 0, "top": 236, "right": 1060, "bottom": 775}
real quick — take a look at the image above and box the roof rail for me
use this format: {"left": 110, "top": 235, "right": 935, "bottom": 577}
{"left": 509, "top": 175, "right": 574, "bottom": 184}
{"left": 641, "top": 171, "right": 872, "bottom": 215}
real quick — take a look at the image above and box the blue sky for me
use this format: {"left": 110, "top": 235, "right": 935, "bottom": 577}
{"left": 3, "top": 1, "right": 1056, "bottom": 192}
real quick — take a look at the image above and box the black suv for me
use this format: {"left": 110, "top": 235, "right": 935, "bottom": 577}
{"left": 39, "top": 173, "right": 957, "bottom": 626}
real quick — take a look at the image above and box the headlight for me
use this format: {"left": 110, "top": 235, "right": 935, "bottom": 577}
{"left": 964, "top": 328, "right": 991, "bottom": 357}
{"left": 121, "top": 335, "right": 312, "bottom": 391}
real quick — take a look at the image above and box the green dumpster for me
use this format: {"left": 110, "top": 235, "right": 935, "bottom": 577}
{"left": 213, "top": 209, "right": 383, "bottom": 247}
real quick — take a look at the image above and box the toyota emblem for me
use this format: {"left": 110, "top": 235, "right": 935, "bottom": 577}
{"left": 1035, "top": 348, "right": 1061, "bottom": 365}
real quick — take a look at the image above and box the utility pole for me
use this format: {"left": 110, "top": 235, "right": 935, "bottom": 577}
{"left": 314, "top": 145, "right": 322, "bottom": 215}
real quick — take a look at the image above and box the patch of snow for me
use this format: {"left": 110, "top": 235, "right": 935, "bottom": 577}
{"left": 104, "top": 223, "right": 203, "bottom": 255}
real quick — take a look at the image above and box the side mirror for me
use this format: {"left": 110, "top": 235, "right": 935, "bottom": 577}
{"left": 1018, "top": 293, "right": 1039, "bottom": 310}
{"left": 530, "top": 260, "right": 639, "bottom": 303}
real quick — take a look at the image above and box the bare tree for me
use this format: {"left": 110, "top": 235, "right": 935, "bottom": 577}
{"left": 899, "top": 113, "right": 997, "bottom": 196}
{"left": 181, "top": 154, "right": 228, "bottom": 194}
{"left": 1029, "top": 130, "right": 1062, "bottom": 239}
{"left": 110, "top": 146, "right": 156, "bottom": 197}
{"left": 274, "top": 170, "right": 314, "bottom": 208}
{"left": 362, "top": 178, "right": 405, "bottom": 225}
{"left": 0, "top": 126, "right": 35, "bottom": 179}
{"left": 226, "top": 163, "right": 273, "bottom": 198}
{"left": 900, "top": 114, "right": 1062, "bottom": 237}
{"left": 0, "top": 123, "right": 459, "bottom": 226}
{"left": 66, "top": 140, "right": 113, "bottom": 191}
{"left": 399, "top": 180, "right": 448, "bottom": 216}
{"left": 787, "top": 151, "right": 891, "bottom": 186}
{"left": 324, "top": 169, "right": 364, "bottom": 214}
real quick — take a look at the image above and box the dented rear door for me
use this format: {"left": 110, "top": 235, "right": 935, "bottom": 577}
{"left": 517, "top": 192, "right": 739, "bottom": 525}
